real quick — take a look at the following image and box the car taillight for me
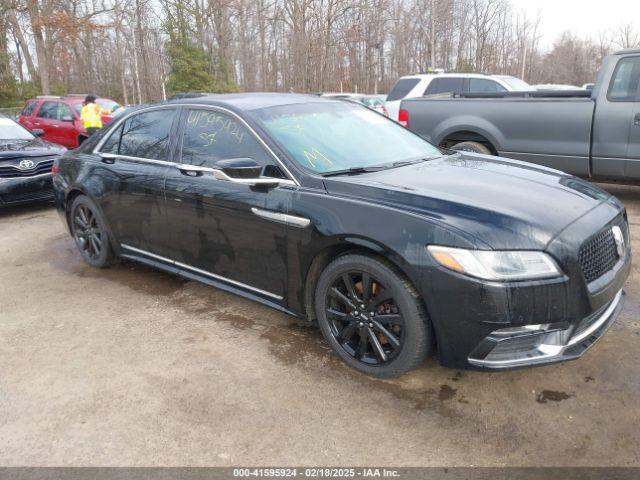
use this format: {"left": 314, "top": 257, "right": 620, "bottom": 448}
{"left": 398, "top": 108, "right": 409, "bottom": 128}
{"left": 51, "top": 164, "right": 59, "bottom": 177}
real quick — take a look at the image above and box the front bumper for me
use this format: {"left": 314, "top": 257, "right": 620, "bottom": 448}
{"left": 467, "top": 289, "right": 625, "bottom": 369}
{"left": 423, "top": 203, "right": 631, "bottom": 370}
{"left": 0, "top": 173, "right": 54, "bottom": 206}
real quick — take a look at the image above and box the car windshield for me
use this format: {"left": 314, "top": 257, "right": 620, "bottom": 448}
{"left": 97, "top": 99, "right": 119, "bottom": 111}
{"left": 498, "top": 76, "right": 532, "bottom": 91}
{"left": 251, "top": 102, "right": 442, "bottom": 175}
{"left": 0, "top": 117, "right": 34, "bottom": 141}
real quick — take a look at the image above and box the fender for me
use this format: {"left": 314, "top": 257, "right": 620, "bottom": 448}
{"left": 432, "top": 115, "right": 505, "bottom": 151}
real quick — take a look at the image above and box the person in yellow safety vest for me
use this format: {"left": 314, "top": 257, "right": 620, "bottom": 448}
{"left": 80, "top": 95, "right": 108, "bottom": 137}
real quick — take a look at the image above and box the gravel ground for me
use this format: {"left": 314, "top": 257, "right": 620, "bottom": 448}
{"left": 0, "top": 183, "right": 638, "bottom": 466}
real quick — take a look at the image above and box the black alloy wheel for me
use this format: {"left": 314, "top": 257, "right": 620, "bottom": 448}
{"left": 325, "top": 271, "right": 404, "bottom": 365}
{"left": 70, "top": 195, "right": 114, "bottom": 268}
{"left": 315, "top": 254, "right": 430, "bottom": 378}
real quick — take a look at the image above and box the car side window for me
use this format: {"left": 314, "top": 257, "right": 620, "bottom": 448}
{"left": 424, "top": 78, "right": 465, "bottom": 96}
{"left": 180, "top": 109, "right": 281, "bottom": 176}
{"left": 387, "top": 78, "right": 420, "bottom": 101}
{"left": 469, "top": 78, "right": 507, "bottom": 93}
{"left": 37, "top": 101, "right": 61, "bottom": 120}
{"left": 22, "top": 101, "right": 37, "bottom": 116}
{"left": 118, "top": 108, "right": 177, "bottom": 160}
{"left": 608, "top": 56, "right": 640, "bottom": 102}
{"left": 58, "top": 103, "right": 74, "bottom": 120}
{"left": 100, "top": 124, "right": 123, "bottom": 154}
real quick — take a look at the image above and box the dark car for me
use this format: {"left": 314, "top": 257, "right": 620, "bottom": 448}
{"left": 1, "top": 116, "right": 66, "bottom": 207}
{"left": 52, "top": 94, "right": 631, "bottom": 378}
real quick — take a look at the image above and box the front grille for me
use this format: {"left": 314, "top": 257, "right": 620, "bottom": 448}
{"left": 0, "top": 158, "right": 55, "bottom": 178}
{"left": 0, "top": 189, "right": 53, "bottom": 204}
{"left": 579, "top": 225, "right": 620, "bottom": 283}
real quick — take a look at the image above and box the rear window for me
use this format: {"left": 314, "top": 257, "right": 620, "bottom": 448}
{"left": 424, "top": 78, "right": 465, "bottom": 96}
{"left": 608, "top": 56, "right": 640, "bottom": 102}
{"left": 104, "top": 108, "right": 177, "bottom": 160}
{"left": 386, "top": 78, "right": 420, "bottom": 101}
{"left": 469, "top": 78, "right": 507, "bottom": 93}
{"left": 22, "top": 101, "right": 37, "bottom": 117}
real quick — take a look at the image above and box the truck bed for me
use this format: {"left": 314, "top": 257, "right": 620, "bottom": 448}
{"left": 403, "top": 96, "right": 596, "bottom": 176}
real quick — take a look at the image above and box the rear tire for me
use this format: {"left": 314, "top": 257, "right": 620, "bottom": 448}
{"left": 451, "top": 141, "right": 492, "bottom": 155}
{"left": 69, "top": 195, "right": 114, "bottom": 268}
{"left": 314, "top": 254, "right": 431, "bottom": 378}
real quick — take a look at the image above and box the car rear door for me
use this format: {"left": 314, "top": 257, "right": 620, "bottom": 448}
{"left": 18, "top": 100, "right": 38, "bottom": 130}
{"left": 423, "top": 77, "right": 465, "bottom": 96}
{"left": 592, "top": 54, "right": 640, "bottom": 180}
{"left": 93, "top": 106, "right": 180, "bottom": 256}
{"left": 32, "top": 101, "right": 62, "bottom": 145}
{"left": 161, "top": 106, "right": 297, "bottom": 303}
{"left": 386, "top": 78, "right": 422, "bottom": 121}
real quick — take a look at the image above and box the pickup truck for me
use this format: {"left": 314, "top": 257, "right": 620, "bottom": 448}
{"left": 400, "top": 49, "right": 640, "bottom": 182}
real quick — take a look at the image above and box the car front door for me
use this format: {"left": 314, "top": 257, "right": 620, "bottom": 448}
{"left": 93, "top": 106, "right": 180, "bottom": 256}
{"left": 626, "top": 61, "right": 640, "bottom": 176}
{"left": 56, "top": 102, "right": 78, "bottom": 148}
{"left": 592, "top": 55, "right": 640, "bottom": 180}
{"left": 162, "top": 106, "right": 298, "bottom": 303}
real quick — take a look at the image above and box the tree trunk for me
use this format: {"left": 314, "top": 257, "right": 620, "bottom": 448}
{"left": 8, "top": 9, "right": 37, "bottom": 82}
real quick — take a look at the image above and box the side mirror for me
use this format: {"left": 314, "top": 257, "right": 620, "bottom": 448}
{"left": 61, "top": 115, "right": 74, "bottom": 122}
{"left": 215, "top": 158, "right": 262, "bottom": 179}
{"left": 32, "top": 128, "right": 45, "bottom": 137}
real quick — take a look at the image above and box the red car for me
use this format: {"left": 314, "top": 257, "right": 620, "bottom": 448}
{"left": 18, "top": 95, "right": 120, "bottom": 149}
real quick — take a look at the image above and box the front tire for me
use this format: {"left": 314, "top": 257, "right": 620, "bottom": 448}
{"left": 314, "top": 254, "right": 431, "bottom": 378}
{"left": 69, "top": 195, "right": 114, "bottom": 268}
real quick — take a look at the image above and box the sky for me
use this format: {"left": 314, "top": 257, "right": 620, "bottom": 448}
{"left": 510, "top": 0, "right": 640, "bottom": 48}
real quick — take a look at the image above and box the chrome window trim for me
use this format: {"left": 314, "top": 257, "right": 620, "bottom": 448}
{"left": 120, "top": 244, "right": 283, "bottom": 300}
{"left": 93, "top": 103, "right": 300, "bottom": 186}
{"left": 98, "top": 153, "right": 176, "bottom": 168}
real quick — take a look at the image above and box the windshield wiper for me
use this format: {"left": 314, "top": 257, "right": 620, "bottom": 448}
{"left": 321, "top": 166, "right": 388, "bottom": 177}
{"left": 391, "top": 156, "right": 440, "bottom": 167}
{"left": 321, "top": 156, "right": 441, "bottom": 177}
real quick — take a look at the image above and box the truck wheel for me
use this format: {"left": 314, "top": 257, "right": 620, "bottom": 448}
{"left": 314, "top": 253, "right": 431, "bottom": 378}
{"left": 451, "top": 141, "right": 492, "bottom": 155}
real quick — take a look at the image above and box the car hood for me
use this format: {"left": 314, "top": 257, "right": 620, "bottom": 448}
{"left": 322, "top": 153, "right": 622, "bottom": 249}
{"left": 0, "top": 138, "right": 66, "bottom": 160}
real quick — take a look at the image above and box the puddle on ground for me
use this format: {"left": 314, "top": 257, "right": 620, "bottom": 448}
{"left": 438, "top": 384, "right": 457, "bottom": 401}
{"left": 536, "top": 390, "right": 575, "bottom": 403}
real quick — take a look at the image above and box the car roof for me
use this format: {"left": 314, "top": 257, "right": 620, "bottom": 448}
{"left": 28, "top": 95, "right": 115, "bottom": 104}
{"left": 398, "top": 73, "right": 495, "bottom": 80}
{"left": 166, "top": 92, "right": 340, "bottom": 111}
{"left": 614, "top": 48, "right": 640, "bottom": 55}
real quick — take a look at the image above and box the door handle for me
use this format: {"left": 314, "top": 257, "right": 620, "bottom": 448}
{"left": 177, "top": 164, "right": 208, "bottom": 177}
{"left": 634, "top": 113, "right": 640, "bottom": 126}
{"left": 99, "top": 153, "right": 117, "bottom": 164}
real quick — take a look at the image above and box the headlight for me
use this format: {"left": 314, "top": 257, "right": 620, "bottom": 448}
{"left": 427, "top": 246, "right": 562, "bottom": 281}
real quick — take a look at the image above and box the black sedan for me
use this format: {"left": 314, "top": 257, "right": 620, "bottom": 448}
{"left": 52, "top": 94, "right": 630, "bottom": 377}
{"left": 0, "top": 116, "right": 65, "bottom": 206}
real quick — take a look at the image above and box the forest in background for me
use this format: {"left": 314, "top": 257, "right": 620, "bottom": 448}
{"left": 1, "top": 0, "right": 639, "bottom": 107}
